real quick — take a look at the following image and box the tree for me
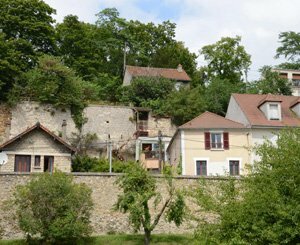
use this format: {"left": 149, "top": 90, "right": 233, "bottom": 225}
{"left": 119, "top": 77, "right": 174, "bottom": 107}
{"left": 151, "top": 41, "right": 198, "bottom": 80}
{"left": 0, "top": 0, "right": 56, "bottom": 100}
{"left": 247, "top": 66, "right": 292, "bottom": 95}
{"left": 159, "top": 86, "right": 207, "bottom": 126}
{"left": 14, "top": 171, "right": 93, "bottom": 243}
{"left": 194, "top": 128, "right": 300, "bottom": 244}
{"left": 205, "top": 78, "right": 245, "bottom": 116}
{"left": 115, "top": 164, "right": 185, "bottom": 245}
{"left": 276, "top": 31, "right": 300, "bottom": 62}
{"left": 0, "top": 0, "right": 56, "bottom": 54}
{"left": 200, "top": 36, "right": 251, "bottom": 83}
{"left": 56, "top": 15, "right": 106, "bottom": 81}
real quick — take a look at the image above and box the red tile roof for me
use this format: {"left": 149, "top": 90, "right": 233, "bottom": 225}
{"left": 125, "top": 65, "right": 191, "bottom": 81}
{"left": 0, "top": 122, "right": 76, "bottom": 152}
{"left": 232, "top": 93, "right": 300, "bottom": 127}
{"left": 179, "top": 111, "right": 245, "bottom": 129}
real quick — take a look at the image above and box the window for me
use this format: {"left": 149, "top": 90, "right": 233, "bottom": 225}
{"left": 15, "top": 155, "right": 31, "bottom": 172}
{"left": 269, "top": 104, "right": 279, "bottom": 120}
{"left": 229, "top": 160, "right": 239, "bottom": 176}
{"left": 196, "top": 160, "right": 207, "bottom": 176}
{"left": 34, "top": 155, "right": 41, "bottom": 167}
{"left": 211, "top": 133, "right": 222, "bottom": 149}
{"left": 205, "top": 132, "right": 229, "bottom": 150}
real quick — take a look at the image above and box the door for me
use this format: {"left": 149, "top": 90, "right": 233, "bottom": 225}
{"left": 15, "top": 155, "right": 31, "bottom": 172}
{"left": 44, "top": 156, "right": 54, "bottom": 172}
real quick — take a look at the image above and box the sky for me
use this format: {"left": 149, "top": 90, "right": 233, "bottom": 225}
{"left": 44, "top": 0, "right": 300, "bottom": 81}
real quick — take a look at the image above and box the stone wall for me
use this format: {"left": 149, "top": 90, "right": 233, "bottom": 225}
{"left": 0, "top": 105, "right": 11, "bottom": 144}
{"left": 147, "top": 113, "right": 176, "bottom": 137}
{"left": 82, "top": 105, "right": 137, "bottom": 154}
{"left": 9, "top": 102, "right": 77, "bottom": 141}
{"left": 0, "top": 173, "right": 218, "bottom": 239}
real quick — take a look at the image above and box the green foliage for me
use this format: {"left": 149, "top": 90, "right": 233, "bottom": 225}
{"left": 194, "top": 129, "right": 300, "bottom": 244}
{"left": 13, "top": 171, "right": 93, "bottom": 243}
{"left": 159, "top": 86, "right": 207, "bottom": 125}
{"left": 12, "top": 55, "right": 92, "bottom": 128}
{"left": 276, "top": 31, "right": 300, "bottom": 62}
{"left": 115, "top": 164, "right": 185, "bottom": 245}
{"left": 120, "top": 77, "right": 174, "bottom": 107}
{"left": 0, "top": 0, "right": 56, "bottom": 54}
{"left": 205, "top": 78, "right": 245, "bottom": 116}
{"left": 200, "top": 36, "right": 251, "bottom": 83}
{"left": 247, "top": 66, "right": 292, "bottom": 95}
{"left": 72, "top": 155, "right": 136, "bottom": 173}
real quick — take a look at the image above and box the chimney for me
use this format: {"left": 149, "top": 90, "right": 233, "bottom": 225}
{"left": 61, "top": 120, "right": 67, "bottom": 140}
{"left": 177, "top": 64, "right": 183, "bottom": 72}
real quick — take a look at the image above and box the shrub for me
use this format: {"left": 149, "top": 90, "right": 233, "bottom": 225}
{"left": 14, "top": 171, "right": 93, "bottom": 243}
{"left": 72, "top": 155, "right": 136, "bottom": 173}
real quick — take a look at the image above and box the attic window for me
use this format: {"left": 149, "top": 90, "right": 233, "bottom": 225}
{"left": 269, "top": 104, "right": 280, "bottom": 120}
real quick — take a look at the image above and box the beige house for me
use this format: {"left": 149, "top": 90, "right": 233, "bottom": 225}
{"left": 272, "top": 68, "right": 300, "bottom": 96}
{"left": 0, "top": 122, "right": 75, "bottom": 173}
{"left": 167, "top": 112, "right": 250, "bottom": 176}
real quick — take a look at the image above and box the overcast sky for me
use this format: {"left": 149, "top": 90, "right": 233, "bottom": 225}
{"left": 44, "top": 0, "right": 299, "bottom": 81}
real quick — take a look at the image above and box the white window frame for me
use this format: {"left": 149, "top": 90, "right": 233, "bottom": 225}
{"left": 269, "top": 103, "right": 280, "bottom": 120}
{"left": 194, "top": 157, "right": 209, "bottom": 176}
{"left": 227, "top": 158, "right": 242, "bottom": 176}
{"left": 210, "top": 131, "right": 223, "bottom": 150}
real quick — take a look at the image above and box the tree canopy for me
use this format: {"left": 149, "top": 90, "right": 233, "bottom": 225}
{"left": 200, "top": 36, "right": 251, "bottom": 83}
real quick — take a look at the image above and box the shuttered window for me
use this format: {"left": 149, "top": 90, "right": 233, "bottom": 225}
{"left": 204, "top": 132, "right": 229, "bottom": 150}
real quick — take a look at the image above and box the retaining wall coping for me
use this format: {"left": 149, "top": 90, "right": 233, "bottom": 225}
{"left": 0, "top": 171, "right": 240, "bottom": 180}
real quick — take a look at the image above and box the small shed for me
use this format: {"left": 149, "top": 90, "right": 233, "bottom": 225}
{"left": 0, "top": 122, "right": 75, "bottom": 173}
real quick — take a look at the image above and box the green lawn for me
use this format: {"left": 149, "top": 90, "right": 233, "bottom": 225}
{"left": 0, "top": 234, "right": 196, "bottom": 245}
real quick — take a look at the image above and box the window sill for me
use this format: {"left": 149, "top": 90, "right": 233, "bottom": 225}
{"left": 34, "top": 166, "right": 41, "bottom": 169}
{"left": 210, "top": 148, "right": 224, "bottom": 151}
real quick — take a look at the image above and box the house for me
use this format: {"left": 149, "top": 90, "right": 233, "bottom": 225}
{"left": 226, "top": 93, "right": 300, "bottom": 163}
{"left": 123, "top": 64, "right": 191, "bottom": 90}
{"left": 167, "top": 111, "right": 250, "bottom": 176}
{"left": 272, "top": 68, "right": 300, "bottom": 96}
{"left": 135, "top": 135, "right": 171, "bottom": 171}
{"left": 0, "top": 122, "right": 75, "bottom": 173}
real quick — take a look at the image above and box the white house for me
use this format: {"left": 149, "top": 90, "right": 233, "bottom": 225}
{"left": 226, "top": 93, "right": 300, "bottom": 163}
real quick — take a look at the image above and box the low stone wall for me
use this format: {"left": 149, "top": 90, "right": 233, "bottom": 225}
{"left": 0, "top": 173, "right": 223, "bottom": 239}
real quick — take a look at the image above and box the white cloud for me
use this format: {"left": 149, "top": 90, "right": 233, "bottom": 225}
{"left": 43, "top": 0, "right": 300, "bottom": 80}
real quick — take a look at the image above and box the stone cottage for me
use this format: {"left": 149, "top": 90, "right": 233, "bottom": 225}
{"left": 0, "top": 122, "right": 75, "bottom": 173}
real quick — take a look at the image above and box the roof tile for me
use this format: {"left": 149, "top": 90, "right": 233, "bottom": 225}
{"left": 126, "top": 65, "right": 191, "bottom": 81}
{"left": 179, "top": 111, "right": 245, "bottom": 129}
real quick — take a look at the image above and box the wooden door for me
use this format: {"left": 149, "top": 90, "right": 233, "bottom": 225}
{"left": 15, "top": 155, "right": 31, "bottom": 172}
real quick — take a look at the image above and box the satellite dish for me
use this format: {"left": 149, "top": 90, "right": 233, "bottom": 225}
{"left": 0, "top": 152, "right": 8, "bottom": 165}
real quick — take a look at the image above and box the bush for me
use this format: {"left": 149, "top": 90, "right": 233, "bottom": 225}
{"left": 72, "top": 155, "right": 136, "bottom": 173}
{"left": 14, "top": 171, "right": 93, "bottom": 243}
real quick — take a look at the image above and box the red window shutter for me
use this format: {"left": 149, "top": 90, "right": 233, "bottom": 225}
{"left": 223, "top": 132, "right": 229, "bottom": 150}
{"left": 204, "top": 132, "right": 211, "bottom": 150}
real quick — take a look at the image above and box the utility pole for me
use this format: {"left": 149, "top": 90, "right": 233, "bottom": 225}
{"left": 108, "top": 134, "right": 112, "bottom": 173}
{"left": 158, "top": 130, "right": 163, "bottom": 172}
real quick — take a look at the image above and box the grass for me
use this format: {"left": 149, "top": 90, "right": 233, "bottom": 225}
{"left": 0, "top": 234, "right": 195, "bottom": 245}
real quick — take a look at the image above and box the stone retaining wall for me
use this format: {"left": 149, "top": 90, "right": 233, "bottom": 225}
{"left": 0, "top": 173, "right": 224, "bottom": 239}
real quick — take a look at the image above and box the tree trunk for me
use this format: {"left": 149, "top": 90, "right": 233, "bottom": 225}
{"left": 144, "top": 230, "right": 151, "bottom": 245}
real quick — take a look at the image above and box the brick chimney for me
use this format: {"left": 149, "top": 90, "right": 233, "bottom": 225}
{"left": 177, "top": 64, "right": 183, "bottom": 72}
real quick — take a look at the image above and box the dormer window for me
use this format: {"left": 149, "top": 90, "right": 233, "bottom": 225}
{"left": 269, "top": 104, "right": 280, "bottom": 120}
{"left": 258, "top": 95, "right": 282, "bottom": 121}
